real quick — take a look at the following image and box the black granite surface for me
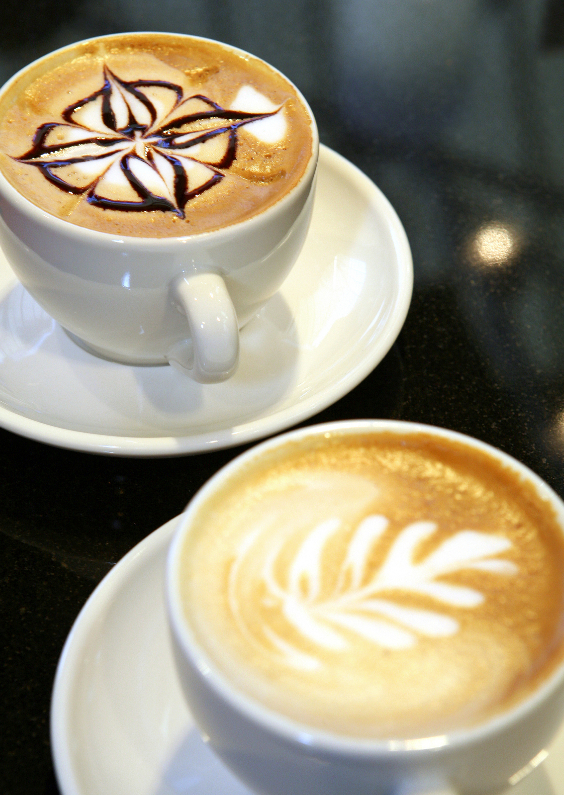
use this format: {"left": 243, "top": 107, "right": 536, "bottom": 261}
{"left": 2, "top": 1, "right": 564, "bottom": 793}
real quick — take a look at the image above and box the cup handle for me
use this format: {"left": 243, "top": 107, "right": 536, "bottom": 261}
{"left": 168, "top": 273, "right": 239, "bottom": 383}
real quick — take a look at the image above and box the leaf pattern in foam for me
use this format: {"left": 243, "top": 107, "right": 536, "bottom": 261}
{"left": 254, "top": 516, "right": 519, "bottom": 661}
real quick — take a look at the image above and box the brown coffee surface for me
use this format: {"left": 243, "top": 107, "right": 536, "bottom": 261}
{"left": 0, "top": 33, "right": 314, "bottom": 237}
{"left": 179, "top": 430, "right": 564, "bottom": 739}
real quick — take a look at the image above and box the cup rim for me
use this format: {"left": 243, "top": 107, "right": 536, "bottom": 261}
{"left": 0, "top": 30, "right": 319, "bottom": 246}
{"left": 166, "top": 418, "right": 564, "bottom": 757}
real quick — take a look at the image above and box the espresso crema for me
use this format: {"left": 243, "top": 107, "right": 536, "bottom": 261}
{"left": 0, "top": 34, "right": 314, "bottom": 237}
{"left": 179, "top": 431, "right": 564, "bottom": 739}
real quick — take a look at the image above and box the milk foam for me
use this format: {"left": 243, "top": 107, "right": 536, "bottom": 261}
{"left": 227, "top": 473, "right": 518, "bottom": 666}
{"left": 231, "top": 86, "right": 287, "bottom": 142}
{"left": 181, "top": 432, "right": 564, "bottom": 738}
{"left": 0, "top": 34, "right": 314, "bottom": 236}
{"left": 14, "top": 67, "right": 286, "bottom": 217}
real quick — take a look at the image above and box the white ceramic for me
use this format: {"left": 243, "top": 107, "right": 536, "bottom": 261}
{"left": 0, "top": 33, "right": 318, "bottom": 383}
{"left": 50, "top": 514, "right": 564, "bottom": 795}
{"left": 0, "top": 146, "right": 412, "bottom": 455}
{"left": 166, "top": 420, "right": 564, "bottom": 795}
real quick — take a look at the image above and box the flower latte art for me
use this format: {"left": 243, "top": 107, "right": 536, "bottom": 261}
{"left": 180, "top": 432, "right": 564, "bottom": 739}
{"left": 0, "top": 34, "right": 314, "bottom": 236}
{"left": 15, "top": 67, "right": 285, "bottom": 217}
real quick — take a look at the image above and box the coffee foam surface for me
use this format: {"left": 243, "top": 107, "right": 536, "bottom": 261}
{"left": 179, "top": 432, "right": 564, "bottom": 739}
{"left": 0, "top": 34, "right": 313, "bottom": 237}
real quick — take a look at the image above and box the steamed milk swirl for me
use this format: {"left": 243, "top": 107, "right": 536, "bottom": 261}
{"left": 180, "top": 432, "right": 564, "bottom": 739}
{"left": 0, "top": 34, "right": 314, "bottom": 237}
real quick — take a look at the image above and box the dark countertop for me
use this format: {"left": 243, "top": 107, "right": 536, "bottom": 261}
{"left": 2, "top": 1, "right": 564, "bottom": 792}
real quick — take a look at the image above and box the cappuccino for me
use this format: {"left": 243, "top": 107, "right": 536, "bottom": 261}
{"left": 0, "top": 33, "right": 314, "bottom": 237}
{"left": 178, "top": 429, "right": 564, "bottom": 740}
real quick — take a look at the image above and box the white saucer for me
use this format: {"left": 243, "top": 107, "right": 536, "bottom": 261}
{"left": 0, "top": 145, "right": 412, "bottom": 456}
{"left": 51, "top": 516, "right": 564, "bottom": 795}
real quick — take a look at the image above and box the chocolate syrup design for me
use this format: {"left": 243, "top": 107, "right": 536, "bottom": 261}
{"left": 15, "top": 66, "right": 282, "bottom": 216}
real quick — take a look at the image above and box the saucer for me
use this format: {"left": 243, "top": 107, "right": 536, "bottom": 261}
{"left": 0, "top": 145, "right": 412, "bottom": 456}
{"left": 51, "top": 516, "right": 564, "bottom": 795}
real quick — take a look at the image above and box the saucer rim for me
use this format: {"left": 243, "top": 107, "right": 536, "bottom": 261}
{"left": 0, "top": 145, "right": 413, "bottom": 457}
{"left": 50, "top": 515, "right": 182, "bottom": 795}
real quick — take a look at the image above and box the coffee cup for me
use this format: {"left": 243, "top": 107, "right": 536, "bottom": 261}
{"left": 0, "top": 33, "right": 318, "bottom": 382}
{"left": 166, "top": 420, "right": 564, "bottom": 794}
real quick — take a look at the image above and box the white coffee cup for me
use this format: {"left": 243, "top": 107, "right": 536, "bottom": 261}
{"left": 0, "top": 34, "right": 318, "bottom": 383}
{"left": 166, "top": 420, "right": 564, "bottom": 795}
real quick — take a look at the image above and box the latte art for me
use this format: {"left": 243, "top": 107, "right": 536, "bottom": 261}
{"left": 231, "top": 509, "right": 519, "bottom": 669}
{"left": 180, "top": 432, "right": 564, "bottom": 739}
{"left": 15, "top": 66, "right": 285, "bottom": 217}
{"left": 0, "top": 34, "right": 314, "bottom": 237}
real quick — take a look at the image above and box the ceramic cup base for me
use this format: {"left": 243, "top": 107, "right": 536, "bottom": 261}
{"left": 64, "top": 329, "right": 170, "bottom": 367}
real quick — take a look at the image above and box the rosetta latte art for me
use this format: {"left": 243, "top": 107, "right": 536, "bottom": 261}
{"left": 14, "top": 66, "right": 285, "bottom": 216}
{"left": 229, "top": 516, "right": 519, "bottom": 671}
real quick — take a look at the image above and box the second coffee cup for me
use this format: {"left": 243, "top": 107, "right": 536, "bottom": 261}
{"left": 167, "top": 420, "right": 564, "bottom": 795}
{"left": 0, "top": 32, "right": 318, "bottom": 382}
